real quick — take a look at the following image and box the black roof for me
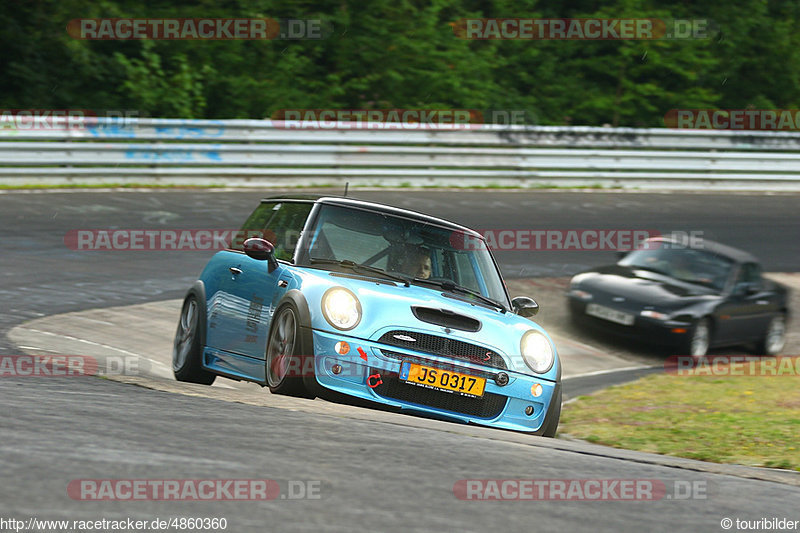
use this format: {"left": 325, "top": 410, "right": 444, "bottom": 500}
{"left": 262, "top": 195, "right": 483, "bottom": 238}
{"left": 652, "top": 234, "right": 759, "bottom": 263}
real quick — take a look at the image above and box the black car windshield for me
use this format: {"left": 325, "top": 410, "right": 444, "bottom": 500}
{"left": 620, "top": 243, "right": 734, "bottom": 291}
{"left": 301, "top": 204, "right": 509, "bottom": 306}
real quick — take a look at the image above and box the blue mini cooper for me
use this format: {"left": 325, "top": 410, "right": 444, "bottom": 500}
{"left": 172, "top": 196, "right": 561, "bottom": 436}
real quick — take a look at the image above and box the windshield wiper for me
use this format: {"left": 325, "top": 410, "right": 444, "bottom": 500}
{"left": 413, "top": 278, "right": 506, "bottom": 313}
{"left": 309, "top": 258, "right": 410, "bottom": 286}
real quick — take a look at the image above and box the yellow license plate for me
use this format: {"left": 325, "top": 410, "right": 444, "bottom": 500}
{"left": 399, "top": 362, "right": 486, "bottom": 398}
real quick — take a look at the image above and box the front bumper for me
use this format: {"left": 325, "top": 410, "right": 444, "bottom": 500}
{"left": 309, "top": 329, "right": 559, "bottom": 434}
{"left": 568, "top": 299, "right": 692, "bottom": 346}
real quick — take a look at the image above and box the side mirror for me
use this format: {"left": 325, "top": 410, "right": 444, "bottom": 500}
{"left": 512, "top": 296, "right": 539, "bottom": 317}
{"left": 735, "top": 282, "right": 760, "bottom": 296}
{"left": 744, "top": 283, "right": 761, "bottom": 296}
{"left": 243, "top": 238, "right": 279, "bottom": 272}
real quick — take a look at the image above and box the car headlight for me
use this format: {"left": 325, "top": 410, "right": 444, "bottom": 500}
{"left": 569, "top": 289, "right": 593, "bottom": 300}
{"left": 520, "top": 330, "right": 554, "bottom": 374}
{"left": 640, "top": 310, "right": 669, "bottom": 320}
{"left": 321, "top": 287, "right": 362, "bottom": 330}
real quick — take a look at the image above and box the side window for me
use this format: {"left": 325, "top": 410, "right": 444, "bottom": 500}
{"left": 737, "top": 262, "right": 763, "bottom": 286}
{"left": 230, "top": 202, "right": 280, "bottom": 251}
{"left": 264, "top": 202, "right": 313, "bottom": 261}
{"left": 231, "top": 202, "right": 313, "bottom": 261}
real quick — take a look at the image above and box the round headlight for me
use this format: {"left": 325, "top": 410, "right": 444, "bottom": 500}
{"left": 321, "top": 287, "right": 362, "bottom": 330}
{"left": 520, "top": 330, "right": 554, "bottom": 374}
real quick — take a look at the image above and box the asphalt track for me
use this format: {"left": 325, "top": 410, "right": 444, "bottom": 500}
{"left": 2, "top": 189, "right": 800, "bottom": 532}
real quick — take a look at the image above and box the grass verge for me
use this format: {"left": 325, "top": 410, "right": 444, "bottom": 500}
{"left": 560, "top": 370, "right": 800, "bottom": 471}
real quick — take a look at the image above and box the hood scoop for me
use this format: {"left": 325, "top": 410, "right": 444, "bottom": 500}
{"left": 411, "top": 306, "right": 481, "bottom": 332}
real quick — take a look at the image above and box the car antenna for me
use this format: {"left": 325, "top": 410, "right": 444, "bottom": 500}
{"left": 344, "top": 182, "right": 349, "bottom": 197}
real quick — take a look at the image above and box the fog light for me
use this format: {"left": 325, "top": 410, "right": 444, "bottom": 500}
{"left": 531, "top": 383, "right": 543, "bottom": 398}
{"left": 335, "top": 341, "right": 350, "bottom": 355}
{"left": 332, "top": 364, "right": 343, "bottom": 375}
{"left": 524, "top": 406, "right": 535, "bottom": 416}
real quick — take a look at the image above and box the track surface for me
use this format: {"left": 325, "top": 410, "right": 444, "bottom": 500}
{"left": 2, "top": 190, "right": 799, "bottom": 532}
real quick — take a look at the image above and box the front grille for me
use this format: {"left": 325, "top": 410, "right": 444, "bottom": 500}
{"left": 380, "top": 351, "right": 500, "bottom": 380}
{"left": 378, "top": 330, "right": 507, "bottom": 369}
{"left": 370, "top": 369, "right": 507, "bottom": 419}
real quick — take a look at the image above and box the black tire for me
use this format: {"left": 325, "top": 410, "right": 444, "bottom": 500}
{"left": 755, "top": 313, "right": 787, "bottom": 356}
{"left": 682, "top": 318, "right": 711, "bottom": 358}
{"left": 265, "top": 303, "right": 314, "bottom": 398}
{"left": 540, "top": 388, "right": 562, "bottom": 438}
{"left": 172, "top": 295, "right": 216, "bottom": 385}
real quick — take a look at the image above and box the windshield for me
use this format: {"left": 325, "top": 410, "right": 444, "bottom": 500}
{"left": 619, "top": 242, "right": 734, "bottom": 291}
{"left": 300, "top": 204, "right": 509, "bottom": 306}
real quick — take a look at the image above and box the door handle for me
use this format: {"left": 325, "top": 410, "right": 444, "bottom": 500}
{"left": 229, "top": 267, "right": 242, "bottom": 275}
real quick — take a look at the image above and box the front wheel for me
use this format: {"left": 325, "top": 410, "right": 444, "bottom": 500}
{"left": 755, "top": 314, "right": 786, "bottom": 356}
{"left": 683, "top": 318, "right": 711, "bottom": 358}
{"left": 540, "top": 388, "right": 562, "bottom": 438}
{"left": 173, "top": 295, "right": 216, "bottom": 385}
{"left": 266, "top": 304, "right": 314, "bottom": 397}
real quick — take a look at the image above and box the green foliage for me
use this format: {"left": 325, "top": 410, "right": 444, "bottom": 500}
{"left": 1, "top": 0, "right": 797, "bottom": 125}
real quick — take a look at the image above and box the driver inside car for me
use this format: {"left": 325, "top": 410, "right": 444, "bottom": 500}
{"left": 403, "top": 248, "right": 432, "bottom": 279}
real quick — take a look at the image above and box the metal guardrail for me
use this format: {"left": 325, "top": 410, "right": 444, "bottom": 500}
{"left": 2, "top": 118, "right": 800, "bottom": 189}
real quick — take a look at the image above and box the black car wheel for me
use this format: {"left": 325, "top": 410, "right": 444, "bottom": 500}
{"left": 172, "top": 295, "right": 216, "bottom": 385}
{"left": 756, "top": 314, "right": 787, "bottom": 356}
{"left": 540, "top": 388, "right": 562, "bottom": 438}
{"left": 266, "top": 304, "right": 314, "bottom": 397}
{"left": 684, "top": 318, "right": 711, "bottom": 358}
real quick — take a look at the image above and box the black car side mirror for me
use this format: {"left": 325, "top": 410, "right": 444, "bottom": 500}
{"left": 744, "top": 283, "right": 761, "bottom": 296}
{"left": 512, "top": 296, "right": 539, "bottom": 317}
{"left": 734, "top": 282, "right": 760, "bottom": 296}
{"left": 243, "top": 238, "right": 279, "bottom": 272}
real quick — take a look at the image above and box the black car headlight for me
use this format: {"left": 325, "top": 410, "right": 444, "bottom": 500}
{"left": 520, "top": 330, "right": 555, "bottom": 374}
{"left": 568, "top": 288, "right": 593, "bottom": 300}
{"left": 640, "top": 310, "right": 669, "bottom": 320}
{"left": 321, "top": 287, "right": 362, "bottom": 330}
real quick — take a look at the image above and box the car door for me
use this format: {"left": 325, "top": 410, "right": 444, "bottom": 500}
{"left": 222, "top": 201, "right": 313, "bottom": 360}
{"left": 717, "top": 262, "right": 778, "bottom": 342}
{"left": 204, "top": 202, "right": 280, "bottom": 353}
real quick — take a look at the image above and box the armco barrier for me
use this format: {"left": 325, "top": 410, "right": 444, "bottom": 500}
{"left": 1, "top": 118, "right": 799, "bottom": 189}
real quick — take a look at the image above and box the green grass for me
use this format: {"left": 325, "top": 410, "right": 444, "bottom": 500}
{"left": 560, "top": 371, "right": 800, "bottom": 471}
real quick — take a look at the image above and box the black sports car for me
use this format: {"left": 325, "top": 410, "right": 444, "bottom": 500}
{"left": 567, "top": 236, "right": 789, "bottom": 356}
